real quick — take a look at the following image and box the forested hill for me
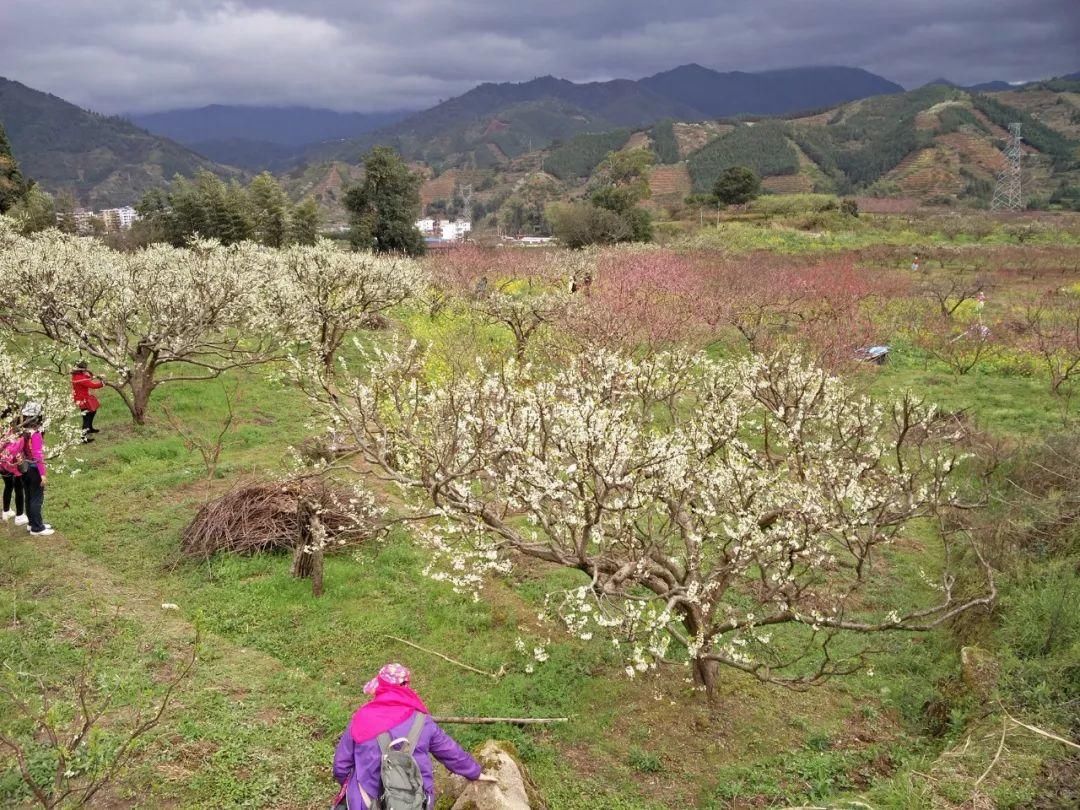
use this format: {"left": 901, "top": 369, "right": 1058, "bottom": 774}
{"left": 0, "top": 77, "right": 238, "bottom": 208}
{"left": 0, "top": 121, "right": 26, "bottom": 213}
{"left": 305, "top": 64, "right": 904, "bottom": 166}
{"left": 290, "top": 78, "right": 1079, "bottom": 223}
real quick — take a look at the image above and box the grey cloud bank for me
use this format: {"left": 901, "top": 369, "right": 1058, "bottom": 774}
{"left": 1, "top": 0, "right": 1077, "bottom": 113}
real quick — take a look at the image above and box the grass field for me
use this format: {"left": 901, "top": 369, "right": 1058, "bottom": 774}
{"left": 1, "top": 210, "right": 1078, "bottom": 809}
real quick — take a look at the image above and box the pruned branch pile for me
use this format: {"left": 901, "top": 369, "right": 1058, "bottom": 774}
{"left": 181, "top": 480, "right": 368, "bottom": 559}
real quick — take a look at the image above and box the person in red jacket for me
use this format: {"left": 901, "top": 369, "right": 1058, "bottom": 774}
{"left": 71, "top": 361, "right": 104, "bottom": 442}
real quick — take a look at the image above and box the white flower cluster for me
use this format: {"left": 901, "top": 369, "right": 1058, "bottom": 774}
{"left": 420, "top": 520, "right": 512, "bottom": 602}
{"left": 0, "top": 344, "right": 84, "bottom": 468}
{"left": 299, "top": 339, "right": 967, "bottom": 685}
{"left": 252, "top": 239, "right": 427, "bottom": 366}
{"left": 0, "top": 226, "right": 427, "bottom": 422}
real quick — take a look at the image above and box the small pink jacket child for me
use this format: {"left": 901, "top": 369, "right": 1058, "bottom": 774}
{"left": 0, "top": 431, "right": 23, "bottom": 476}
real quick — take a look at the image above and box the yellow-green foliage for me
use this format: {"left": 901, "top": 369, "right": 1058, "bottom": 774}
{"left": 399, "top": 303, "right": 512, "bottom": 379}
{"left": 749, "top": 194, "right": 840, "bottom": 216}
{"left": 949, "top": 299, "right": 982, "bottom": 322}
{"left": 679, "top": 215, "right": 1080, "bottom": 253}
{"left": 982, "top": 347, "right": 1041, "bottom": 378}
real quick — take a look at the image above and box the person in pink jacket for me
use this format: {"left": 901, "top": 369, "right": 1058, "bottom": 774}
{"left": 0, "top": 406, "right": 25, "bottom": 525}
{"left": 18, "top": 402, "right": 52, "bottom": 536}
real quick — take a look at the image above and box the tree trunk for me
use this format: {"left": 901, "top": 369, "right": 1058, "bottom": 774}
{"left": 681, "top": 607, "right": 720, "bottom": 698}
{"left": 310, "top": 547, "right": 324, "bottom": 597}
{"left": 290, "top": 501, "right": 325, "bottom": 597}
{"left": 291, "top": 501, "right": 313, "bottom": 578}
{"left": 128, "top": 367, "right": 155, "bottom": 425}
{"left": 291, "top": 543, "right": 313, "bottom": 579}
{"left": 692, "top": 657, "right": 720, "bottom": 696}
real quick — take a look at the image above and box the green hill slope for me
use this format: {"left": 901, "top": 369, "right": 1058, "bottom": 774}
{"left": 291, "top": 82, "right": 1080, "bottom": 221}
{"left": 0, "top": 77, "right": 238, "bottom": 207}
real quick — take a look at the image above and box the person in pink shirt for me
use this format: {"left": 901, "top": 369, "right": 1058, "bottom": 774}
{"left": 0, "top": 406, "right": 26, "bottom": 525}
{"left": 18, "top": 402, "right": 52, "bottom": 536}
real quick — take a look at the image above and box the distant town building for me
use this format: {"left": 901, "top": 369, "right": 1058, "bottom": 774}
{"left": 71, "top": 209, "right": 95, "bottom": 233}
{"left": 415, "top": 217, "right": 472, "bottom": 242}
{"left": 63, "top": 205, "right": 138, "bottom": 235}
{"left": 100, "top": 206, "right": 138, "bottom": 231}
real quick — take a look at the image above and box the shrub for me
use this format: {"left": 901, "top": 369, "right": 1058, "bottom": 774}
{"left": 712, "top": 166, "right": 761, "bottom": 206}
{"left": 546, "top": 202, "right": 631, "bottom": 248}
{"left": 749, "top": 194, "right": 840, "bottom": 216}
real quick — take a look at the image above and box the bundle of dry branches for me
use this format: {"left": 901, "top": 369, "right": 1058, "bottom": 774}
{"left": 181, "top": 479, "right": 368, "bottom": 559}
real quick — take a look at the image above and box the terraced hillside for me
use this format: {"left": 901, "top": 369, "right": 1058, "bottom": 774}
{"left": 645, "top": 164, "right": 693, "bottom": 210}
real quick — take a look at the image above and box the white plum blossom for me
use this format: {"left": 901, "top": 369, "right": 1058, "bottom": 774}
{"left": 0, "top": 225, "right": 273, "bottom": 424}
{"left": 253, "top": 239, "right": 427, "bottom": 369}
{"left": 295, "top": 342, "right": 993, "bottom": 693}
{"left": 0, "top": 343, "right": 83, "bottom": 466}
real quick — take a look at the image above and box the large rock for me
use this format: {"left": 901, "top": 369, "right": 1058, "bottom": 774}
{"left": 446, "top": 740, "right": 544, "bottom": 810}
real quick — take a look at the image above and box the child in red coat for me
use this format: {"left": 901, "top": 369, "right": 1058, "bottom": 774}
{"left": 71, "top": 361, "right": 105, "bottom": 442}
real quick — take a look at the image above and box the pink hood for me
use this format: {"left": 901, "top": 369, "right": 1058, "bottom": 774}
{"left": 349, "top": 679, "right": 430, "bottom": 744}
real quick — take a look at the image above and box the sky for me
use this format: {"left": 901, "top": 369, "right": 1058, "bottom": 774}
{"left": 1, "top": 1, "right": 1077, "bottom": 114}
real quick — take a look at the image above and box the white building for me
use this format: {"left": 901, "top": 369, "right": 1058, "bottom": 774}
{"left": 100, "top": 206, "right": 138, "bottom": 231}
{"left": 415, "top": 218, "right": 472, "bottom": 241}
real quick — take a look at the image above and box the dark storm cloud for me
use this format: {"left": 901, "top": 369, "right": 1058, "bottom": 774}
{"left": 1, "top": 1, "right": 1077, "bottom": 113}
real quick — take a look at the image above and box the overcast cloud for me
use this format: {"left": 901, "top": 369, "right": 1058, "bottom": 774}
{"left": 1, "top": 1, "right": 1077, "bottom": 113}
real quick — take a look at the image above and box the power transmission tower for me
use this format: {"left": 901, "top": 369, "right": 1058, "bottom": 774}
{"left": 991, "top": 123, "right": 1023, "bottom": 211}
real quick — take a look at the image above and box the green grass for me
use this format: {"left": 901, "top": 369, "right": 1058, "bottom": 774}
{"left": 2, "top": 226, "right": 1078, "bottom": 807}
{"left": 679, "top": 215, "right": 1080, "bottom": 253}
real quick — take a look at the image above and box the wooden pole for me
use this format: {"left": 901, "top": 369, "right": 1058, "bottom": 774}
{"left": 383, "top": 635, "right": 502, "bottom": 680}
{"left": 433, "top": 717, "right": 568, "bottom": 725}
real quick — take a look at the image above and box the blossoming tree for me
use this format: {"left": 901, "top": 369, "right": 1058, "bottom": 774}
{"left": 0, "top": 345, "right": 82, "bottom": 460}
{"left": 294, "top": 345, "right": 994, "bottom": 694}
{"left": 1, "top": 227, "right": 271, "bottom": 424}
{"left": 256, "top": 239, "right": 427, "bottom": 370}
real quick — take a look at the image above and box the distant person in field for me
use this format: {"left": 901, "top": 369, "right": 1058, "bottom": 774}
{"left": 70, "top": 361, "right": 104, "bottom": 442}
{"left": 18, "top": 402, "right": 52, "bottom": 536}
{"left": 332, "top": 663, "right": 492, "bottom": 809}
{"left": 0, "top": 405, "right": 26, "bottom": 525}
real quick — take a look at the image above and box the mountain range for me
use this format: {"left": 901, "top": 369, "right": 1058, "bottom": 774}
{"left": 297, "top": 65, "right": 904, "bottom": 165}
{"left": 1, "top": 64, "right": 1077, "bottom": 211}
{"left": 128, "top": 106, "right": 411, "bottom": 169}
{"left": 0, "top": 77, "right": 235, "bottom": 208}
{"left": 122, "top": 65, "right": 904, "bottom": 172}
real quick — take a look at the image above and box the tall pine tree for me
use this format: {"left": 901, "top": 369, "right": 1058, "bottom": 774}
{"left": 248, "top": 172, "right": 289, "bottom": 247}
{"left": 344, "top": 147, "right": 425, "bottom": 256}
{"left": 289, "top": 197, "right": 320, "bottom": 245}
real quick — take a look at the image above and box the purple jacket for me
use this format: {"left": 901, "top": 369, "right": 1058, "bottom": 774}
{"left": 333, "top": 713, "right": 482, "bottom": 809}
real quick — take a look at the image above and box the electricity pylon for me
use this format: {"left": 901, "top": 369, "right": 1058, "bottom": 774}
{"left": 991, "top": 123, "right": 1023, "bottom": 211}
